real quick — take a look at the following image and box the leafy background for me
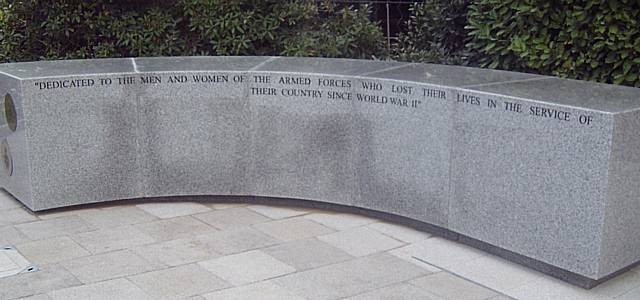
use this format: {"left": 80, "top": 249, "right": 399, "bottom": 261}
{"left": 1, "top": 0, "right": 638, "bottom": 87}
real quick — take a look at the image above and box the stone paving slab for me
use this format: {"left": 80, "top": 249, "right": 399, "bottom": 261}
{"left": 0, "top": 208, "right": 38, "bottom": 226}
{"left": 193, "top": 207, "right": 271, "bottom": 230}
{"left": 199, "top": 250, "right": 296, "bottom": 286}
{"left": 346, "top": 283, "right": 444, "bottom": 300}
{"left": 14, "top": 216, "right": 96, "bottom": 241}
{"left": 0, "top": 264, "right": 81, "bottom": 299}
{"left": 70, "top": 225, "right": 155, "bottom": 254}
{"left": 0, "top": 225, "right": 31, "bottom": 246}
{"left": 76, "top": 206, "right": 158, "bottom": 229}
{"left": 409, "top": 273, "right": 498, "bottom": 300}
{"left": 131, "top": 237, "right": 222, "bottom": 267}
{"left": 246, "top": 205, "right": 310, "bottom": 219}
{"left": 394, "top": 237, "right": 486, "bottom": 269}
{"left": 253, "top": 217, "right": 334, "bottom": 242}
{"left": 34, "top": 207, "right": 102, "bottom": 221}
{"left": 317, "top": 226, "right": 404, "bottom": 257}
{"left": 447, "top": 254, "right": 543, "bottom": 292}
{"left": 15, "top": 236, "right": 90, "bottom": 265}
{"left": 59, "top": 250, "right": 159, "bottom": 284}
{"left": 0, "top": 198, "right": 639, "bottom": 299}
{"left": 0, "top": 192, "right": 21, "bottom": 210}
{"left": 17, "top": 294, "right": 52, "bottom": 300}
{"left": 272, "top": 253, "right": 430, "bottom": 300}
{"left": 134, "top": 216, "right": 216, "bottom": 242}
{"left": 47, "top": 278, "right": 152, "bottom": 300}
{"left": 136, "top": 202, "right": 211, "bottom": 219}
{"left": 619, "top": 286, "right": 640, "bottom": 300}
{"left": 366, "top": 221, "right": 432, "bottom": 243}
{"left": 302, "top": 212, "right": 376, "bottom": 230}
{"left": 192, "top": 227, "right": 280, "bottom": 255}
{"left": 206, "top": 202, "right": 248, "bottom": 210}
{"left": 128, "top": 264, "right": 230, "bottom": 299}
{"left": 263, "top": 238, "right": 354, "bottom": 271}
{"left": 202, "top": 280, "right": 304, "bottom": 300}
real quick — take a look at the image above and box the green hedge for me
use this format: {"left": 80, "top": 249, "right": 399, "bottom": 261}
{"left": 0, "top": 0, "right": 385, "bottom": 62}
{"left": 2, "top": 0, "right": 639, "bottom": 87}
{"left": 465, "top": 0, "right": 640, "bottom": 87}
{"left": 393, "top": 0, "right": 469, "bottom": 65}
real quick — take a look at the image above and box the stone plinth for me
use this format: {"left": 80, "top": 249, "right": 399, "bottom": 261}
{"left": 1, "top": 56, "right": 639, "bottom": 288}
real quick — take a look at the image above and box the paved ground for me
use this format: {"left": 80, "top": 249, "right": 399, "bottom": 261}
{"left": 1, "top": 191, "right": 640, "bottom": 300}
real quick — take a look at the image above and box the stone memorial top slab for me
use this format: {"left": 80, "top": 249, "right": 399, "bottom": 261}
{"left": 470, "top": 77, "right": 640, "bottom": 113}
{"left": 134, "top": 56, "right": 273, "bottom": 72}
{"left": 250, "top": 56, "right": 409, "bottom": 76}
{"left": 1, "top": 56, "right": 638, "bottom": 112}
{"left": 0, "top": 58, "right": 135, "bottom": 78}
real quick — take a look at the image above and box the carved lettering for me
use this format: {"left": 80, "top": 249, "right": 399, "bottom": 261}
{"left": 529, "top": 106, "right": 571, "bottom": 121}
{"left": 361, "top": 81, "right": 382, "bottom": 90}
{"left": 192, "top": 74, "right": 228, "bottom": 83}
{"left": 457, "top": 94, "right": 481, "bottom": 105}
{"left": 35, "top": 72, "right": 595, "bottom": 124}
{"left": 279, "top": 76, "right": 311, "bottom": 85}
{"left": 35, "top": 79, "right": 95, "bottom": 90}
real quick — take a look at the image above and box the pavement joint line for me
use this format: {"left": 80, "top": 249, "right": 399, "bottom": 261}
{"left": 124, "top": 276, "right": 155, "bottom": 298}
{"left": 65, "top": 234, "right": 95, "bottom": 256}
{"left": 366, "top": 223, "right": 428, "bottom": 245}
{"left": 349, "top": 275, "right": 443, "bottom": 300}
{"left": 412, "top": 256, "right": 518, "bottom": 300}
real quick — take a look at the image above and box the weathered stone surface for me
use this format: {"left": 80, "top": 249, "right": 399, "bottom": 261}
{"left": 1, "top": 56, "right": 639, "bottom": 287}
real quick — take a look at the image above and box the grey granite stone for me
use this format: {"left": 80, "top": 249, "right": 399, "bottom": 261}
{"left": 22, "top": 75, "right": 140, "bottom": 209}
{"left": 253, "top": 56, "right": 410, "bottom": 76}
{"left": 468, "top": 77, "right": 640, "bottom": 113}
{"left": 0, "top": 58, "right": 134, "bottom": 79}
{"left": 600, "top": 108, "right": 640, "bottom": 277}
{"left": 363, "top": 62, "right": 548, "bottom": 87}
{"left": 352, "top": 78, "right": 453, "bottom": 226}
{"left": 446, "top": 89, "right": 613, "bottom": 279}
{"left": 137, "top": 71, "right": 253, "bottom": 197}
{"left": 1, "top": 56, "right": 639, "bottom": 288}
{"left": 247, "top": 72, "right": 360, "bottom": 206}
{"left": 134, "top": 56, "right": 272, "bottom": 72}
{"left": 0, "top": 73, "right": 33, "bottom": 208}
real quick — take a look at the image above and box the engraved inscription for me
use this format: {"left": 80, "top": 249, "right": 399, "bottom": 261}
{"left": 32, "top": 72, "right": 596, "bottom": 126}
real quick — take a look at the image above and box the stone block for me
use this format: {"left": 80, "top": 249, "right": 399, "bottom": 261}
{"left": 1, "top": 56, "right": 640, "bottom": 287}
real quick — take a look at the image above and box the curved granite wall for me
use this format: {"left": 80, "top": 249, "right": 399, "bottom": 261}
{"left": 1, "top": 56, "right": 640, "bottom": 287}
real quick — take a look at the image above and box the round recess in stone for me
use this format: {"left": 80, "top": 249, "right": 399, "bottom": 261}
{"left": 4, "top": 94, "right": 17, "bottom": 132}
{"left": 1, "top": 139, "right": 13, "bottom": 177}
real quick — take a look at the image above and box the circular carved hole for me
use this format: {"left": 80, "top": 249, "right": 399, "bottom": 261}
{"left": 1, "top": 139, "right": 13, "bottom": 177}
{"left": 4, "top": 94, "right": 17, "bottom": 132}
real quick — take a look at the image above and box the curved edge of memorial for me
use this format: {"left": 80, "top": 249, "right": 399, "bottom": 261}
{"left": 1, "top": 56, "right": 640, "bottom": 289}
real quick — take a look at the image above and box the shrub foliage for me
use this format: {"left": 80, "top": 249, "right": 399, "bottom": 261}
{"left": 465, "top": 0, "right": 640, "bottom": 87}
{"left": 1, "top": 0, "right": 639, "bottom": 87}
{"left": 0, "top": 0, "right": 385, "bottom": 62}
{"left": 393, "top": 0, "right": 469, "bottom": 65}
